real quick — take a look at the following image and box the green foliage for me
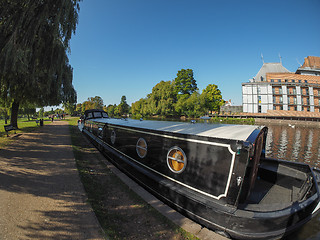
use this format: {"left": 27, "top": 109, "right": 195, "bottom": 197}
{"left": 81, "top": 96, "right": 104, "bottom": 113}
{"left": 131, "top": 69, "right": 224, "bottom": 118}
{"left": 174, "top": 69, "right": 198, "bottom": 96}
{"left": 209, "top": 116, "right": 255, "bottom": 125}
{"left": 0, "top": 0, "right": 80, "bottom": 127}
{"left": 118, "top": 95, "right": 130, "bottom": 116}
{"left": 105, "top": 104, "right": 116, "bottom": 118}
{"left": 19, "top": 103, "right": 36, "bottom": 120}
{"left": 201, "top": 84, "right": 225, "bottom": 113}
{"left": 147, "top": 80, "right": 176, "bottom": 116}
{"left": 63, "top": 102, "right": 76, "bottom": 115}
{"left": 38, "top": 108, "right": 44, "bottom": 118}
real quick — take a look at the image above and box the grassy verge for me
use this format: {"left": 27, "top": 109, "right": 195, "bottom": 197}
{"left": 0, "top": 118, "right": 48, "bottom": 147}
{"left": 66, "top": 117, "right": 199, "bottom": 240}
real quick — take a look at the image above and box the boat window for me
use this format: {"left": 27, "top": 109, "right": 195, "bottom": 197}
{"left": 167, "top": 146, "right": 187, "bottom": 174}
{"left": 87, "top": 112, "right": 93, "bottom": 119}
{"left": 93, "top": 111, "right": 102, "bottom": 118}
{"left": 102, "top": 112, "right": 108, "bottom": 118}
{"left": 136, "top": 138, "right": 147, "bottom": 158}
{"left": 111, "top": 130, "right": 116, "bottom": 144}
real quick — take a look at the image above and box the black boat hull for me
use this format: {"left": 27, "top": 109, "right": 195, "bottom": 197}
{"left": 82, "top": 123, "right": 320, "bottom": 240}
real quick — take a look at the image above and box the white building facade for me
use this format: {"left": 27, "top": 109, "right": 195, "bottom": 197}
{"left": 242, "top": 57, "right": 320, "bottom": 114}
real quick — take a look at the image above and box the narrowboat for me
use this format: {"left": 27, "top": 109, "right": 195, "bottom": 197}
{"left": 79, "top": 109, "right": 320, "bottom": 240}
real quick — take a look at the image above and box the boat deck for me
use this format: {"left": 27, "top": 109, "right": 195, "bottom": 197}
{"left": 240, "top": 160, "right": 312, "bottom": 212}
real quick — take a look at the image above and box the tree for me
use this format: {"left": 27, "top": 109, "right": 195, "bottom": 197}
{"left": 63, "top": 102, "right": 76, "bottom": 116}
{"left": 38, "top": 108, "right": 44, "bottom": 119}
{"left": 148, "top": 80, "right": 176, "bottom": 116}
{"left": 201, "top": 84, "right": 225, "bottom": 113}
{"left": 0, "top": 1, "right": 80, "bottom": 128}
{"left": 131, "top": 98, "right": 148, "bottom": 118}
{"left": 118, "top": 96, "right": 130, "bottom": 117}
{"left": 80, "top": 96, "right": 104, "bottom": 113}
{"left": 0, "top": 99, "right": 11, "bottom": 124}
{"left": 106, "top": 104, "right": 116, "bottom": 118}
{"left": 88, "top": 96, "right": 104, "bottom": 109}
{"left": 173, "top": 69, "right": 198, "bottom": 97}
{"left": 75, "top": 103, "right": 82, "bottom": 115}
{"left": 20, "top": 103, "right": 37, "bottom": 121}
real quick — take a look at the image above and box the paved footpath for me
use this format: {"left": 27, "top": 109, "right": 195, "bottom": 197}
{"left": 0, "top": 121, "right": 104, "bottom": 240}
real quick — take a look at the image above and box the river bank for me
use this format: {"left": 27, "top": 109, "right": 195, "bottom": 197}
{"left": 255, "top": 118, "right": 320, "bottom": 128}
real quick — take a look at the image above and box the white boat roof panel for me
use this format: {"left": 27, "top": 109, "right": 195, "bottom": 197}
{"left": 92, "top": 118, "right": 260, "bottom": 141}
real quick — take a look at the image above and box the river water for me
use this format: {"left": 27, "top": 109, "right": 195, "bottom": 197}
{"left": 263, "top": 124, "right": 320, "bottom": 168}
{"left": 258, "top": 123, "right": 320, "bottom": 240}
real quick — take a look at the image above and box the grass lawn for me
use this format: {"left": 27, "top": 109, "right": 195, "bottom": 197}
{"left": 0, "top": 118, "right": 51, "bottom": 147}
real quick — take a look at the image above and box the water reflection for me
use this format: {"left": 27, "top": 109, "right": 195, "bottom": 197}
{"left": 263, "top": 124, "right": 320, "bottom": 168}
{"left": 262, "top": 123, "right": 320, "bottom": 240}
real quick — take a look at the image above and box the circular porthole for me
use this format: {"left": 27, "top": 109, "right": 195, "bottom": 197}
{"left": 167, "top": 146, "right": 187, "bottom": 174}
{"left": 136, "top": 138, "right": 147, "bottom": 158}
{"left": 111, "top": 130, "right": 116, "bottom": 144}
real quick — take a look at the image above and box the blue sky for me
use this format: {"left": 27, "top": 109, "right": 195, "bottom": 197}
{"left": 69, "top": 0, "right": 320, "bottom": 107}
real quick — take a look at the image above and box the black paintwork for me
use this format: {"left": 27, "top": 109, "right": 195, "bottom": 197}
{"left": 80, "top": 110, "right": 320, "bottom": 240}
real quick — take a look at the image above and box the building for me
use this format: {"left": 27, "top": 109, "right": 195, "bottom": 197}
{"left": 242, "top": 56, "right": 320, "bottom": 114}
{"left": 220, "top": 99, "right": 243, "bottom": 114}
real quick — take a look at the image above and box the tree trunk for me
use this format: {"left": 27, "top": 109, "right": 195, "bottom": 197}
{"left": 4, "top": 111, "right": 8, "bottom": 124}
{"left": 11, "top": 100, "right": 20, "bottom": 128}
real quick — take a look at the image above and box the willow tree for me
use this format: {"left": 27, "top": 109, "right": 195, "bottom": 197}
{"left": 0, "top": 0, "right": 80, "bottom": 128}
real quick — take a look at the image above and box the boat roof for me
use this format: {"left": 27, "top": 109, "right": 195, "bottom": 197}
{"left": 92, "top": 118, "right": 261, "bottom": 142}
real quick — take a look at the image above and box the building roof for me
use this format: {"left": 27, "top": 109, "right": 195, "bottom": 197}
{"left": 301, "top": 56, "right": 320, "bottom": 69}
{"left": 296, "top": 56, "right": 320, "bottom": 75}
{"left": 252, "top": 62, "right": 290, "bottom": 82}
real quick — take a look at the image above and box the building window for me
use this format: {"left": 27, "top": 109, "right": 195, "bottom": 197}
{"left": 288, "top": 96, "right": 291, "bottom": 104}
{"left": 307, "top": 98, "right": 310, "bottom": 105}
{"left": 280, "top": 106, "right": 283, "bottom": 110}
{"left": 279, "top": 88, "right": 282, "bottom": 94}
{"left": 280, "top": 96, "right": 283, "bottom": 103}
{"left": 305, "top": 80, "right": 308, "bottom": 83}
{"left": 294, "top": 97, "right": 297, "bottom": 104}
{"left": 271, "top": 79, "right": 274, "bottom": 82}
{"left": 258, "top": 96, "right": 261, "bottom": 103}
{"left": 298, "top": 80, "right": 302, "bottom": 83}
{"left": 293, "top": 88, "right": 297, "bottom": 94}
{"left": 306, "top": 88, "right": 309, "bottom": 95}
{"left": 273, "top": 96, "right": 276, "bottom": 103}
{"left": 292, "top": 80, "right": 295, "bottom": 83}
{"left": 294, "top": 106, "right": 297, "bottom": 111}
{"left": 273, "top": 105, "right": 276, "bottom": 110}
{"left": 278, "top": 79, "right": 281, "bottom": 82}
{"left": 272, "top": 88, "right": 276, "bottom": 94}
{"left": 285, "top": 79, "right": 288, "bottom": 82}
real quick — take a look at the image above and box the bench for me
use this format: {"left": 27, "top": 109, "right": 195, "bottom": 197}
{"left": 4, "top": 124, "right": 16, "bottom": 137}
